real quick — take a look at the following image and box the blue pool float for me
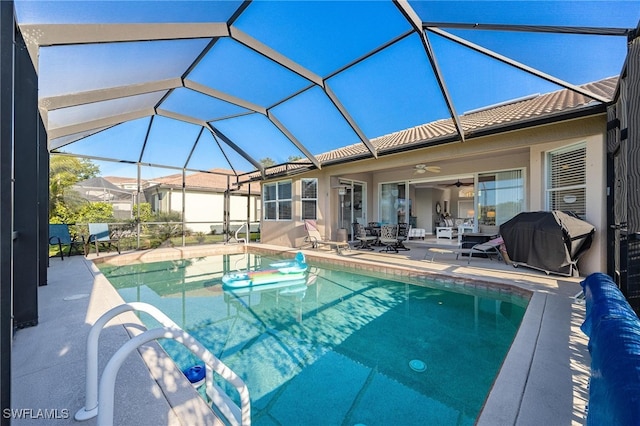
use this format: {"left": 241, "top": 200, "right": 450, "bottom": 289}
{"left": 222, "top": 252, "right": 308, "bottom": 289}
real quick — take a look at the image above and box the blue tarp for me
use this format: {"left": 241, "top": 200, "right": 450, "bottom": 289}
{"left": 581, "top": 272, "right": 640, "bottom": 425}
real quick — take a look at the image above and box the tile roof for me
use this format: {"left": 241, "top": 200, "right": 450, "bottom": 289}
{"left": 122, "top": 76, "right": 617, "bottom": 184}
{"left": 250, "top": 77, "right": 618, "bottom": 180}
{"left": 152, "top": 168, "right": 261, "bottom": 194}
{"left": 104, "top": 176, "right": 138, "bottom": 185}
{"left": 316, "top": 77, "right": 618, "bottom": 164}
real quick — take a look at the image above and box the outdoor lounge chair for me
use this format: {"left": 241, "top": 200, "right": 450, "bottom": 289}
{"left": 304, "top": 219, "right": 350, "bottom": 255}
{"left": 85, "top": 223, "right": 121, "bottom": 256}
{"left": 467, "top": 236, "right": 504, "bottom": 264}
{"left": 48, "top": 224, "right": 84, "bottom": 260}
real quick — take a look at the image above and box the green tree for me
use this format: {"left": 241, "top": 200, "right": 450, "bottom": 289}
{"left": 133, "top": 203, "right": 153, "bottom": 222}
{"left": 49, "top": 155, "right": 100, "bottom": 222}
{"left": 260, "top": 157, "right": 276, "bottom": 167}
{"left": 76, "top": 202, "right": 114, "bottom": 223}
{"left": 153, "top": 210, "right": 182, "bottom": 222}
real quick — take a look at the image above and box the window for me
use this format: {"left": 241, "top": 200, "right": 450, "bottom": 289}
{"left": 263, "top": 180, "right": 292, "bottom": 220}
{"left": 477, "top": 169, "right": 524, "bottom": 226}
{"left": 301, "top": 178, "right": 317, "bottom": 220}
{"left": 546, "top": 143, "right": 586, "bottom": 218}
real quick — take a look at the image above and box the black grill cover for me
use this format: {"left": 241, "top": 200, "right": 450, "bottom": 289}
{"left": 500, "top": 211, "right": 595, "bottom": 276}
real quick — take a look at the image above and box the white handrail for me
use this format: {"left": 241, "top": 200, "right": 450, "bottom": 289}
{"left": 75, "top": 302, "right": 179, "bottom": 421}
{"left": 234, "top": 222, "right": 248, "bottom": 245}
{"left": 97, "top": 327, "right": 251, "bottom": 426}
{"left": 74, "top": 302, "right": 250, "bottom": 425}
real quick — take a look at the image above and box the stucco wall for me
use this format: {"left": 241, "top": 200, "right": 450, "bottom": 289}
{"left": 260, "top": 113, "right": 608, "bottom": 275}
{"left": 166, "top": 190, "right": 259, "bottom": 234}
{"left": 528, "top": 122, "right": 607, "bottom": 276}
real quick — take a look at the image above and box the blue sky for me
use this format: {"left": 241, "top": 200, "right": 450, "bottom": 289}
{"left": 15, "top": 0, "right": 640, "bottom": 178}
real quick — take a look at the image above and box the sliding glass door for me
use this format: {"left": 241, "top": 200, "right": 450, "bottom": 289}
{"left": 380, "top": 182, "right": 408, "bottom": 225}
{"left": 339, "top": 180, "right": 366, "bottom": 238}
{"left": 477, "top": 169, "right": 524, "bottom": 227}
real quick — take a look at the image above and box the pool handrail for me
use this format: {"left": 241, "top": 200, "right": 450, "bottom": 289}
{"left": 75, "top": 302, "right": 179, "bottom": 421}
{"left": 74, "top": 302, "right": 250, "bottom": 425}
{"left": 233, "top": 222, "right": 248, "bottom": 245}
{"left": 97, "top": 326, "right": 251, "bottom": 426}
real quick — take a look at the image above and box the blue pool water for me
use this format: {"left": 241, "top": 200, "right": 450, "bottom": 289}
{"left": 98, "top": 252, "right": 527, "bottom": 425}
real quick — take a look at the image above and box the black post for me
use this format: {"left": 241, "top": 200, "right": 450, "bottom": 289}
{"left": 12, "top": 24, "right": 39, "bottom": 328}
{"left": 38, "top": 120, "right": 48, "bottom": 286}
{"left": 0, "top": 1, "right": 14, "bottom": 421}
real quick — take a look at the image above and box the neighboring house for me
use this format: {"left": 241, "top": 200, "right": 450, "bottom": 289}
{"left": 105, "top": 176, "right": 144, "bottom": 193}
{"left": 72, "top": 176, "right": 145, "bottom": 220}
{"left": 142, "top": 169, "right": 261, "bottom": 234}
{"left": 257, "top": 77, "right": 618, "bottom": 276}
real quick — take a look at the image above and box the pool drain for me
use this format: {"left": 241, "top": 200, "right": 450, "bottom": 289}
{"left": 409, "top": 359, "right": 426, "bottom": 372}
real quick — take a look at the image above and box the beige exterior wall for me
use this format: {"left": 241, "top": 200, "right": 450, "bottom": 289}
{"left": 260, "top": 113, "right": 608, "bottom": 275}
{"left": 164, "top": 190, "right": 259, "bottom": 234}
{"left": 527, "top": 119, "right": 607, "bottom": 276}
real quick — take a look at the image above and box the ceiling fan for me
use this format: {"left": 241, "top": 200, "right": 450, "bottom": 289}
{"left": 413, "top": 164, "right": 441, "bottom": 174}
{"left": 448, "top": 179, "right": 473, "bottom": 187}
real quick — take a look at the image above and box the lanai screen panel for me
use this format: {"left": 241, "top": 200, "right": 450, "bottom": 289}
{"left": 13, "top": 0, "right": 640, "bottom": 177}
{"left": 54, "top": 119, "right": 150, "bottom": 163}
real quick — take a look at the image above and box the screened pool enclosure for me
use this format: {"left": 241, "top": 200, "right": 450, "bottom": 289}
{"left": 16, "top": 0, "right": 636, "bottom": 250}
{"left": 3, "top": 0, "right": 640, "bottom": 420}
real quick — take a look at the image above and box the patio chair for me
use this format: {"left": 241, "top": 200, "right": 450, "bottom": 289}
{"left": 48, "top": 224, "right": 84, "bottom": 260}
{"left": 352, "top": 222, "right": 377, "bottom": 250}
{"left": 467, "top": 236, "right": 504, "bottom": 264}
{"left": 395, "top": 223, "right": 411, "bottom": 251}
{"left": 303, "top": 219, "right": 350, "bottom": 255}
{"left": 367, "top": 222, "right": 382, "bottom": 246}
{"left": 378, "top": 224, "right": 399, "bottom": 253}
{"left": 85, "top": 223, "right": 121, "bottom": 256}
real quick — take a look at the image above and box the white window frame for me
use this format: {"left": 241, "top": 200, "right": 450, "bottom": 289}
{"left": 545, "top": 142, "right": 587, "bottom": 218}
{"left": 300, "top": 178, "right": 318, "bottom": 220}
{"left": 263, "top": 180, "right": 292, "bottom": 221}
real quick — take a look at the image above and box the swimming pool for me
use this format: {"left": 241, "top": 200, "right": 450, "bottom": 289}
{"left": 98, "top": 251, "right": 527, "bottom": 425}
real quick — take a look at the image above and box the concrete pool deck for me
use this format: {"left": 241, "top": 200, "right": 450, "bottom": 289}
{"left": 11, "top": 241, "right": 590, "bottom": 425}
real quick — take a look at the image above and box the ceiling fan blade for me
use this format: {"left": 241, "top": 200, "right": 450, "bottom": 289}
{"left": 413, "top": 165, "right": 440, "bottom": 174}
{"left": 445, "top": 179, "right": 473, "bottom": 187}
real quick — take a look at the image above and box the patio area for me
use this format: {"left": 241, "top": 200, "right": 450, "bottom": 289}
{"left": 11, "top": 240, "right": 590, "bottom": 425}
